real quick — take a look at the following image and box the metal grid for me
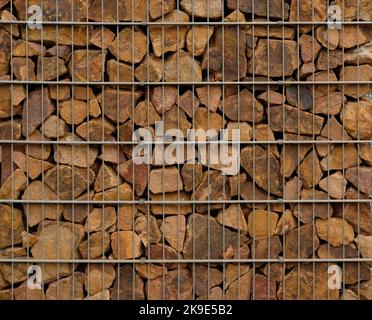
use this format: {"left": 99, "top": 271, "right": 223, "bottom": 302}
{"left": 0, "top": 0, "right": 371, "bottom": 300}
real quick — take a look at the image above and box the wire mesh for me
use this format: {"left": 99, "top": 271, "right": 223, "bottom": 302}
{"left": 0, "top": 0, "right": 371, "bottom": 301}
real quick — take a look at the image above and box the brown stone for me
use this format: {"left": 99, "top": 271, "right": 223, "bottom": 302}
{"left": 90, "top": 27, "right": 115, "bottom": 49}
{"left": 119, "top": 160, "right": 148, "bottom": 196}
{"left": 278, "top": 263, "right": 339, "bottom": 300}
{"left": 79, "top": 231, "right": 111, "bottom": 259}
{"left": 0, "top": 119, "right": 22, "bottom": 140}
{"left": 85, "top": 207, "right": 117, "bottom": 233}
{"left": 289, "top": 0, "right": 327, "bottom": 33}
{"left": 37, "top": 56, "right": 68, "bottom": 81}
{"left": 321, "top": 116, "right": 351, "bottom": 141}
{"left": 285, "top": 85, "right": 313, "bottom": 110}
{"left": 192, "top": 170, "right": 230, "bottom": 212}
{"left": 181, "top": 0, "right": 222, "bottom": 18}
{"left": 73, "top": 86, "right": 95, "bottom": 101}
{"left": 178, "top": 90, "right": 200, "bottom": 117}
{"left": 106, "top": 59, "right": 134, "bottom": 83}
{"left": 94, "top": 163, "right": 122, "bottom": 193}
{"left": 315, "top": 26, "right": 339, "bottom": 50}
{"left": 135, "top": 214, "right": 162, "bottom": 247}
{"left": 225, "top": 269, "right": 252, "bottom": 300}
{"left": 299, "top": 34, "right": 322, "bottom": 63}
{"left": 306, "top": 71, "right": 338, "bottom": 99}
{"left": 149, "top": 0, "right": 175, "bottom": 19}
{"left": 54, "top": 133, "right": 99, "bottom": 168}
{"left": 253, "top": 274, "right": 277, "bottom": 300}
{"left": 135, "top": 54, "right": 163, "bottom": 82}
{"left": 316, "top": 217, "right": 355, "bottom": 246}
{"left": 340, "top": 65, "right": 372, "bottom": 99}
{"left": 135, "top": 264, "right": 165, "bottom": 280}
{"left": 46, "top": 45, "right": 71, "bottom": 60}
{"left": 220, "top": 89, "right": 264, "bottom": 122}
{"left": 93, "top": 183, "right": 133, "bottom": 201}
{"left": 342, "top": 100, "right": 372, "bottom": 139}
{"left": 345, "top": 167, "right": 372, "bottom": 196}
{"left": 216, "top": 204, "right": 248, "bottom": 234}
{"left": 194, "top": 265, "right": 222, "bottom": 296}
{"left": 149, "top": 10, "right": 189, "bottom": 57}
{"left": 48, "top": 84, "right": 71, "bottom": 101}
{"left": 111, "top": 231, "right": 143, "bottom": 259}
{"left": 149, "top": 166, "right": 183, "bottom": 194}
{"left": 84, "top": 264, "right": 116, "bottom": 296}
{"left": 12, "top": 57, "right": 36, "bottom": 81}
{"left": 88, "top": 99, "right": 101, "bottom": 118}
{"left": 147, "top": 268, "right": 192, "bottom": 300}
{"left": 117, "top": 205, "right": 136, "bottom": 231}
{"left": 163, "top": 105, "right": 191, "bottom": 136}
{"left": 284, "top": 224, "right": 320, "bottom": 259}
{"left": 151, "top": 86, "right": 178, "bottom": 114}
{"left": 317, "top": 243, "right": 357, "bottom": 259}
{"left": 283, "top": 176, "right": 302, "bottom": 201}
{"left": 254, "top": 124, "right": 279, "bottom": 158}
{"left": 76, "top": 117, "right": 115, "bottom": 141}
{"left": 69, "top": 49, "right": 106, "bottom": 82}
{"left": 41, "top": 115, "right": 69, "bottom": 138}
{"left": 22, "top": 88, "right": 55, "bottom": 137}
{"left": 249, "top": 39, "right": 298, "bottom": 77}
{"left": 164, "top": 50, "right": 202, "bottom": 82}
{"left": 313, "top": 92, "right": 344, "bottom": 115}
{"left": 226, "top": 122, "right": 253, "bottom": 142}
{"left": 360, "top": 143, "right": 372, "bottom": 165}
{"left": 196, "top": 86, "right": 221, "bottom": 113}
{"left": 320, "top": 144, "right": 360, "bottom": 171}
{"left": 339, "top": 25, "right": 369, "bottom": 49}
{"left": 31, "top": 221, "right": 85, "bottom": 282}
{"left": 0, "top": 205, "right": 24, "bottom": 249}
{"left": 98, "top": 88, "right": 142, "bottom": 123}
{"left": 0, "top": 84, "right": 25, "bottom": 118}
{"left": 203, "top": 26, "right": 246, "bottom": 81}
{"left": 257, "top": 90, "right": 286, "bottom": 106}
{"left": 299, "top": 62, "right": 316, "bottom": 78}
{"left": 62, "top": 203, "right": 91, "bottom": 224}
{"left": 46, "top": 273, "right": 84, "bottom": 300}
{"left": 274, "top": 209, "right": 297, "bottom": 235}
{"left": 0, "top": 29, "right": 10, "bottom": 76}
{"left": 294, "top": 189, "right": 333, "bottom": 223}
{"left": 356, "top": 235, "right": 372, "bottom": 264}
{"left": 111, "top": 265, "right": 144, "bottom": 300}
{"left": 59, "top": 99, "right": 88, "bottom": 125}
{"left": 44, "top": 165, "right": 95, "bottom": 200}
{"left": 14, "top": 282, "right": 44, "bottom": 300}
{"left": 12, "top": 39, "right": 45, "bottom": 57}
{"left": 227, "top": 0, "right": 289, "bottom": 19}
{"left": 160, "top": 215, "right": 186, "bottom": 252}
{"left": 270, "top": 105, "right": 324, "bottom": 135}
{"left": 298, "top": 149, "right": 323, "bottom": 188}
{"left": 316, "top": 49, "right": 343, "bottom": 71}
{"left": 0, "top": 168, "right": 27, "bottom": 200}
{"left": 183, "top": 213, "right": 247, "bottom": 259}
{"left": 89, "top": 0, "right": 147, "bottom": 22}
{"left": 194, "top": 107, "right": 225, "bottom": 132}
{"left": 186, "top": 26, "right": 214, "bottom": 56}
{"left": 344, "top": 262, "right": 370, "bottom": 285}
{"left": 22, "top": 180, "right": 64, "bottom": 227}
{"left": 180, "top": 163, "right": 202, "bottom": 193}
{"left": 13, "top": 151, "right": 53, "bottom": 180}
{"left": 344, "top": 42, "right": 372, "bottom": 65}
{"left": 150, "top": 192, "right": 193, "bottom": 215}
{"left": 253, "top": 236, "right": 282, "bottom": 260}
{"left": 1, "top": 10, "right": 19, "bottom": 37}
{"left": 319, "top": 172, "right": 347, "bottom": 199}
{"left": 241, "top": 145, "right": 282, "bottom": 196}
{"left": 247, "top": 210, "right": 279, "bottom": 239}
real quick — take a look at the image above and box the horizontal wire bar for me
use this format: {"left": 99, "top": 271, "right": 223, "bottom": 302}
{"left": 0, "top": 258, "right": 371, "bottom": 264}
{"left": 1, "top": 20, "right": 371, "bottom": 26}
{"left": 0, "top": 199, "right": 370, "bottom": 204}
{"left": 0, "top": 80, "right": 371, "bottom": 85}
{"left": 1, "top": 140, "right": 371, "bottom": 145}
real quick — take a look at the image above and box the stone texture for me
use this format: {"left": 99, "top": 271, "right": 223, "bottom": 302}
{"left": 111, "top": 231, "right": 143, "bottom": 259}
{"left": 316, "top": 217, "right": 355, "bottom": 246}
{"left": 69, "top": 50, "right": 106, "bottom": 82}
{"left": 0, "top": 205, "right": 24, "bottom": 249}
{"left": 164, "top": 50, "right": 202, "bottom": 82}
{"left": 186, "top": 26, "right": 214, "bottom": 56}
{"left": 79, "top": 231, "right": 111, "bottom": 259}
{"left": 149, "top": 167, "right": 183, "bottom": 194}
{"left": 247, "top": 210, "right": 279, "bottom": 239}
{"left": 342, "top": 100, "right": 372, "bottom": 140}
{"left": 345, "top": 167, "right": 372, "bottom": 196}
{"left": 160, "top": 215, "right": 186, "bottom": 251}
{"left": 319, "top": 172, "right": 347, "bottom": 199}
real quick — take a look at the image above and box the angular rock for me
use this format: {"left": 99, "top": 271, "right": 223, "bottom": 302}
{"left": 149, "top": 10, "right": 189, "bottom": 57}
{"left": 151, "top": 86, "right": 178, "bottom": 114}
{"left": 178, "top": 90, "right": 200, "bottom": 117}
{"left": 164, "top": 50, "right": 202, "bottom": 82}
{"left": 180, "top": 0, "right": 222, "bottom": 18}
{"left": 76, "top": 117, "right": 115, "bottom": 141}
{"left": 93, "top": 183, "right": 133, "bottom": 201}
{"left": 249, "top": 39, "right": 298, "bottom": 77}
{"left": 41, "top": 115, "right": 69, "bottom": 138}
{"left": 79, "top": 231, "right": 111, "bottom": 259}
{"left": 46, "top": 273, "right": 84, "bottom": 300}
{"left": 220, "top": 89, "right": 264, "bottom": 122}
{"left": 135, "top": 264, "right": 165, "bottom": 280}
{"left": 85, "top": 207, "right": 117, "bottom": 233}
{"left": 111, "top": 265, "right": 144, "bottom": 300}
{"left": 298, "top": 149, "right": 323, "bottom": 188}
{"left": 319, "top": 172, "right": 347, "bottom": 199}
{"left": 340, "top": 65, "right": 372, "bottom": 99}
{"left": 316, "top": 217, "right": 355, "bottom": 246}
{"left": 13, "top": 151, "right": 53, "bottom": 180}
{"left": 194, "top": 107, "right": 225, "bottom": 132}
{"left": 274, "top": 209, "right": 297, "bottom": 235}
{"left": 149, "top": 166, "right": 183, "bottom": 194}
{"left": 216, "top": 204, "right": 248, "bottom": 234}
{"left": 316, "top": 49, "right": 343, "bottom": 71}
{"left": 285, "top": 85, "right": 313, "bottom": 110}
{"left": 12, "top": 57, "right": 36, "bottom": 81}
{"left": 37, "top": 56, "right": 68, "bottom": 81}
{"left": 241, "top": 145, "right": 282, "bottom": 196}
{"left": 135, "top": 214, "right": 162, "bottom": 247}
{"left": 119, "top": 160, "right": 148, "bottom": 196}
{"left": 0, "top": 119, "right": 22, "bottom": 140}
{"left": 150, "top": 192, "right": 193, "bottom": 215}
{"left": 315, "top": 26, "right": 339, "bottom": 50}
{"left": 313, "top": 92, "right": 344, "bottom": 115}
{"left": 89, "top": 27, "right": 115, "bottom": 49}
{"left": 106, "top": 59, "right": 134, "bottom": 83}
{"left": 111, "top": 231, "right": 143, "bottom": 259}
{"left": 345, "top": 167, "right": 372, "bottom": 196}
{"left": 183, "top": 213, "right": 247, "bottom": 259}
{"left": 135, "top": 54, "right": 163, "bottom": 82}
{"left": 59, "top": 99, "right": 88, "bottom": 125}
{"left": 227, "top": 0, "right": 289, "bottom": 19}
{"left": 94, "top": 163, "right": 122, "bottom": 193}
{"left": 284, "top": 224, "right": 320, "bottom": 259}
{"left": 194, "top": 265, "right": 223, "bottom": 297}
{"left": 160, "top": 215, "right": 186, "bottom": 252}
{"left": 270, "top": 105, "right": 324, "bottom": 135}
{"left": 0, "top": 205, "right": 24, "bottom": 249}
{"left": 44, "top": 165, "right": 95, "bottom": 200}
{"left": 22, "top": 88, "right": 55, "bottom": 137}
{"left": 320, "top": 144, "right": 360, "bottom": 171}
{"left": 253, "top": 236, "right": 282, "bottom": 260}
{"left": 0, "top": 168, "right": 27, "bottom": 200}
{"left": 289, "top": 0, "right": 327, "bottom": 33}
{"left": 186, "top": 26, "right": 214, "bottom": 56}
{"left": 339, "top": 25, "right": 369, "bottom": 49}
{"left": 149, "top": 0, "right": 175, "bottom": 19}
{"left": 69, "top": 50, "right": 106, "bottom": 82}
{"left": 247, "top": 210, "right": 279, "bottom": 239}
{"left": 203, "top": 26, "right": 246, "bottom": 81}
{"left": 84, "top": 264, "right": 116, "bottom": 296}
{"left": 342, "top": 100, "right": 372, "bottom": 140}
{"left": 299, "top": 34, "right": 322, "bottom": 63}
{"left": 317, "top": 243, "right": 357, "bottom": 259}
{"left": 117, "top": 205, "right": 135, "bottom": 231}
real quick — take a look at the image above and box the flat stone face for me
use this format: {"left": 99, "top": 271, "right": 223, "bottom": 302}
{"left": 249, "top": 40, "right": 299, "bottom": 77}
{"left": 149, "top": 167, "right": 183, "bottom": 194}
{"left": 227, "top": 0, "right": 289, "bottom": 19}
{"left": 0, "top": 205, "right": 24, "bottom": 249}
